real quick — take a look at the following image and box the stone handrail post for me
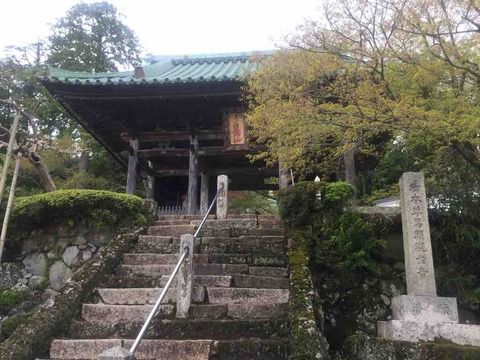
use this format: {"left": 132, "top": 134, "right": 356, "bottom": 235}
{"left": 216, "top": 174, "right": 228, "bottom": 219}
{"left": 176, "top": 234, "right": 194, "bottom": 318}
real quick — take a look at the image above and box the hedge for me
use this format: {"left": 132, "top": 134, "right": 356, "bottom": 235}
{"left": 11, "top": 189, "right": 147, "bottom": 231}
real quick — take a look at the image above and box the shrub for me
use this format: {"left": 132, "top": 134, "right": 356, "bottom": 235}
{"left": 11, "top": 189, "right": 146, "bottom": 231}
{"left": 277, "top": 181, "right": 324, "bottom": 227}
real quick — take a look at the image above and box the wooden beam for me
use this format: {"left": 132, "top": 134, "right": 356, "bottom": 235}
{"left": 155, "top": 167, "right": 278, "bottom": 179}
{"left": 187, "top": 135, "right": 199, "bottom": 215}
{"left": 138, "top": 147, "right": 249, "bottom": 159}
{"left": 121, "top": 130, "right": 224, "bottom": 143}
{"left": 126, "top": 138, "right": 139, "bottom": 194}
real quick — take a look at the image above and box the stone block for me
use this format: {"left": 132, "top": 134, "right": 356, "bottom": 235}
{"left": 207, "top": 288, "right": 289, "bottom": 305}
{"left": 49, "top": 261, "right": 73, "bottom": 291}
{"left": 391, "top": 295, "right": 459, "bottom": 324}
{"left": 22, "top": 253, "right": 47, "bottom": 276}
{"left": 232, "top": 274, "right": 289, "bottom": 289}
{"left": 97, "top": 345, "right": 134, "bottom": 360}
{"left": 191, "top": 304, "right": 228, "bottom": 319}
{"left": 82, "top": 304, "right": 175, "bottom": 323}
{"left": 62, "top": 246, "right": 80, "bottom": 266}
{"left": 378, "top": 320, "right": 480, "bottom": 346}
{"left": 97, "top": 287, "right": 205, "bottom": 305}
{"left": 228, "top": 303, "right": 288, "bottom": 319}
{"left": 248, "top": 266, "right": 288, "bottom": 278}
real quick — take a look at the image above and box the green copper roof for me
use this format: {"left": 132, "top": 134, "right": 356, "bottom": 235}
{"left": 45, "top": 51, "right": 273, "bottom": 86}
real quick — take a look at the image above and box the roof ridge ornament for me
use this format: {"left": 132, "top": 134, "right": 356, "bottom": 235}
{"left": 134, "top": 66, "right": 145, "bottom": 79}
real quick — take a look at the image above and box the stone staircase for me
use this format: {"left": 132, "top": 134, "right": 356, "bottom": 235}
{"left": 48, "top": 214, "right": 290, "bottom": 359}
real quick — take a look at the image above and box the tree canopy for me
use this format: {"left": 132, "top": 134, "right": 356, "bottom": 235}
{"left": 47, "top": 1, "right": 141, "bottom": 72}
{"left": 246, "top": 0, "right": 480, "bottom": 202}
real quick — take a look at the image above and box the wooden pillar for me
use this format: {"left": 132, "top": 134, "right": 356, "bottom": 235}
{"left": 126, "top": 138, "right": 138, "bottom": 194}
{"left": 200, "top": 172, "right": 209, "bottom": 215}
{"left": 279, "top": 163, "right": 289, "bottom": 190}
{"left": 187, "top": 134, "right": 199, "bottom": 214}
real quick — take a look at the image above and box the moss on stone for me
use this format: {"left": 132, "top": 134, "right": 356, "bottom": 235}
{"left": 1, "top": 311, "right": 33, "bottom": 338}
{"left": 0, "top": 289, "right": 29, "bottom": 309}
{"left": 288, "top": 229, "right": 330, "bottom": 359}
{"left": 343, "top": 335, "right": 480, "bottom": 360}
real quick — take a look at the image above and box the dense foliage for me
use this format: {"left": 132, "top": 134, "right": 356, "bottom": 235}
{"left": 11, "top": 189, "right": 146, "bottom": 230}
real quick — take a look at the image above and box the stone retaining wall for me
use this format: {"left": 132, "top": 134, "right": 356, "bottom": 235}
{"left": 0, "top": 230, "right": 141, "bottom": 359}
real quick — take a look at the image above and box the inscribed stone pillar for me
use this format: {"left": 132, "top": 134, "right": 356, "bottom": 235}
{"left": 216, "top": 175, "right": 228, "bottom": 219}
{"left": 200, "top": 172, "right": 209, "bottom": 215}
{"left": 400, "top": 172, "right": 436, "bottom": 296}
{"left": 343, "top": 148, "right": 356, "bottom": 187}
{"left": 176, "top": 234, "right": 194, "bottom": 318}
{"left": 187, "top": 135, "right": 199, "bottom": 214}
{"left": 126, "top": 139, "right": 138, "bottom": 194}
{"left": 377, "top": 172, "right": 480, "bottom": 346}
{"left": 279, "top": 164, "right": 289, "bottom": 190}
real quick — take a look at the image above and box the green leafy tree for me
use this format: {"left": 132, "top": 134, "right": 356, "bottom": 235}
{"left": 47, "top": 1, "right": 141, "bottom": 72}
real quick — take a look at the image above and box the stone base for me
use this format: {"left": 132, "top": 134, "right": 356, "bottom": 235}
{"left": 378, "top": 320, "right": 480, "bottom": 347}
{"left": 392, "top": 295, "right": 459, "bottom": 323}
{"left": 344, "top": 334, "right": 480, "bottom": 360}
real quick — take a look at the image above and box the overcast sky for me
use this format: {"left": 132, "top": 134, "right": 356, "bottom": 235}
{"left": 0, "top": 0, "right": 321, "bottom": 58}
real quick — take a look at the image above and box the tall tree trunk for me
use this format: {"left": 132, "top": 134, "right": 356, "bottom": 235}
{"left": 27, "top": 151, "right": 56, "bottom": 192}
{"left": 79, "top": 150, "right": 89, "bottom": 173}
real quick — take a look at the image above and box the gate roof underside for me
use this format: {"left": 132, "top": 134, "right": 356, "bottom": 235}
{"left": 41, "top": 52, "right": 278, "bottom": 190}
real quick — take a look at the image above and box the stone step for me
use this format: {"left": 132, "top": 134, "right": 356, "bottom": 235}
{"left": 200, "top": 244, "right": 286, "bottom": 256}
{"left": 210, "top": 339, "right": 288, "bottom": 360}
{"left": 202, "top": 235, "right": 285, "bottom": 246}
{"left": 50, "top": 339, "right": 211, "bottom": 359}
{"left": 153, "top": 219, "right": 192, "bottom": 226}
{"left": 147, "top": 225, "right": 196, "bottom": 236}
{"left": 190, "top": 219, "right": 257, "bottom": 229}
{"left": 96, "top": 287, "right": 206, "bottom": 304}
{"left": 257, "top": 214, "right": 279, "bottom": 221}
{"left": 160, "top": 275, "right": 233, "bottom": 288}
{"left": 231, "top": 274, "right": 289, "bottom": 289}
{"left": 69, "top": 319, "right": 288, "bottom": 340}
{"left": 233, "top": 228, "right": 284, "bottom": 237}
{"left": 207, "top": 254, "right": 287, "bottom": 267}
{"left": 249, "top": 266, "right": 289, "bottom": 278}
{"left": 227, "top": 214, "right": 258, "bottom": 219}
{"left": 191, "top": 303, "right": 288, "bottom": 320}
{"left": 227, "top": 303, "right": 288, "bottom": 320}
{"left": 123, "top": 253, "right": 208, "bottom": 265}
{"left": 102, "top": 275, "right": 232, "bottom": 289}
{"left": 136, "top": 235, "right": 180, "bottom": 253}
{"left": 119, "top": 264, "right": 176, "bottom": 277}
{"left": 157, "top": 214, "right": 214, "bottom": 221}
{"left": 207, "top": 288, "right": 289, "bottom": 305}
{"left": 119, "top": 264, "right": 249, "bottom": 277}
{"left": 258, "top": 219, "right": 283, "bottom": 228}
{"left": 81, "top": 304, "right": 175, "bottom": 323}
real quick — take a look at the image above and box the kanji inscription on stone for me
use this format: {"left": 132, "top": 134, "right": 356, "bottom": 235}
{"left": 400, "top": 172, "right": 437, "bottom": 296}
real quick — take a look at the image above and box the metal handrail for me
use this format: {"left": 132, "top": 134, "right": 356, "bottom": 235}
{"left": 129, "top": 186, "right": 221, "bottom": 356}
{"left": 194, "top": 184, "right": 222, "bottom": 238}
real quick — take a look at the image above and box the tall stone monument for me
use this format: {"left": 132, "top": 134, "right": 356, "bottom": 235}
{"left": 378, "top": 172, "right": 480, "bottom": 346}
